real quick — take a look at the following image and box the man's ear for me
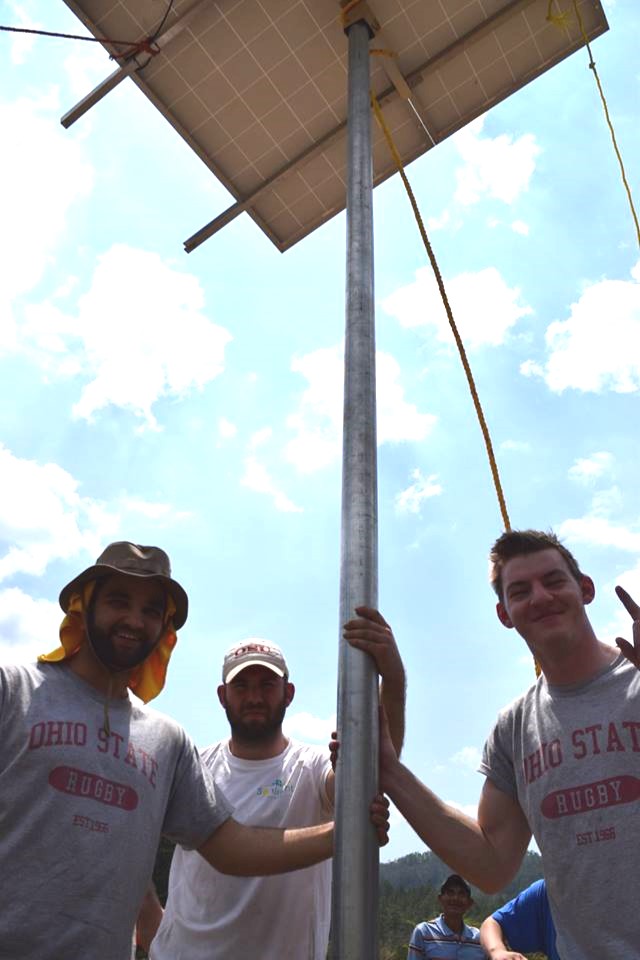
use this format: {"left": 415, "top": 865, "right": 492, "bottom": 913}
{"left": 285, "top": 681, "right": 295, "bottom": 707}
{"left": 580, "top": 575, "right": 595, "bottom": 606}
{"left": 217, "top": 684, "right": 226, "bottom": 708}
{"left": 496, "top": 601, "right": 513, "bottom": 629}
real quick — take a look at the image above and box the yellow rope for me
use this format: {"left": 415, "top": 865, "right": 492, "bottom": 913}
{"left": 370, "top": 92, "right": 511, "bottom": 532}
{"left": 547, "top": 0, "right": 640, "bottom": 250}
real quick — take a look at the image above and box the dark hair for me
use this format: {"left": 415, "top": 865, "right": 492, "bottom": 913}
{"left": 489, "top": 529, "right": 583, "bottom": 602}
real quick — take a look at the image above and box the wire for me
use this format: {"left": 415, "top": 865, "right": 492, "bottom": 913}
{"left": 0, "top": 24, "right": 134, "bottom": 46}
{"left": 0, "top": 1, "right": 176, "bottom": 60}
{"left": 149, "top": 0, "right": 176, "bottom": 44}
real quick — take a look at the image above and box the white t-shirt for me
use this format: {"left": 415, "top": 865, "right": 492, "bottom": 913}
{"left": 150, "top": 738, "right": 333, "bottom": 960}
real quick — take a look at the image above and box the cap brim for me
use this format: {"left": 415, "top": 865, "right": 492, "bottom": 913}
{"left": 224, "top": 659, "right": 286, "bottom": 683}
{"left": 59, "top": 563, "right": 189, "bottom": 630}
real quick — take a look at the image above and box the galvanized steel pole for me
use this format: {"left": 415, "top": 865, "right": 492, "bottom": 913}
{"left": 331, "top": 18, "right": 379, "bottom": 960}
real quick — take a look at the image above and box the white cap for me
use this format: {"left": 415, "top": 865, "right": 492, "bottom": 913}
{"left": 222, "top": 639, "right": 288, "bottom": 683}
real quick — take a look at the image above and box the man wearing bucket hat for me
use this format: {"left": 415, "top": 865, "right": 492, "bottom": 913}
{"left": 0, "top": 542, "right": 388, "bottom": 960}
{"left": 142, "top": 610, "right": 405, "bottom": 959}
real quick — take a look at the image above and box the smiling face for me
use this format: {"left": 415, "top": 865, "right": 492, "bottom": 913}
{"left": 86, "top": 573, "right": 167, "bottom": 672}
{"left": 218, "top": 665, "right": 294, "bottom": 744}
{"left": 496, "top": 547, "right": 595, "bottom": 661}
{"left": 438, "top": 883, "right": 473, "bottom": 930}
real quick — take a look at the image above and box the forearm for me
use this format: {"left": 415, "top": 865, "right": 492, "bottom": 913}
{"left": 480, "top": 917, "right": 507, "bottom": 954}
{"left": 480, "top": 917, "right": 527, "bottom": 960}
{"left": 383, "top": 762, "right": 520, "bottom": 892}
{"left": 380, "top": 675, "right": 405, "bottom": 756}
{"left": 136, "top": 885, "right": 164, "bottom": 952}
{"left": 198, "top": 818, "right": 333, "bottom": 876}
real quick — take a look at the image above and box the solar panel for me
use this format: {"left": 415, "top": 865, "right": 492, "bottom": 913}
{"left": 61, "top": 0, "right": 608, "bottom": 251}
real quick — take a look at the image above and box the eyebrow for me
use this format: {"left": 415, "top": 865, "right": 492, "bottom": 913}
{"left": 103, "top": 588, "right": 165, "bottom": 610}
{"left": 506, "top": 568, "right": 568, "bottom": 591}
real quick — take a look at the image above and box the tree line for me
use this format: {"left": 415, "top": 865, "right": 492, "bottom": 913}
{"left": 143, "top": 842, "right": 545, "bottom": 958}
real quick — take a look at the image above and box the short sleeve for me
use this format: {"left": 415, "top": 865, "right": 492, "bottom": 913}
{"left": 491, "top": 881, "right": 544, "bottom": 953}
{"left": 162, "top": 735, "right": 233, "bottom": 849}
{"left": 407, "top": 924, "right": 425, "bottom": 957}
{"left": 478, "top": 707, "right": 518, "bottom": 798}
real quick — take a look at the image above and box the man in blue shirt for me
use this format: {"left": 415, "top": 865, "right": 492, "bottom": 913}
{"left": 408, "top": 874, "right": 485, "bottom": 958}
{"left": 480, "top": 879, "right": 558, "bottom": 960}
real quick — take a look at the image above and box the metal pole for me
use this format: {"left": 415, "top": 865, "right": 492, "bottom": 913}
{"left": 331, "top": 18, "right": 379, "bottom": 960}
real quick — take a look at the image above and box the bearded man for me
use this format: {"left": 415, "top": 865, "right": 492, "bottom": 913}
{"left": 146, "top": 614, "right": 405, "bottom": 960}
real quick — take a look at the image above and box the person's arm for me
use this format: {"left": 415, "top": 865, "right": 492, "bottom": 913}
{"left": 480, "top": 917, "right": 528, "bottom": 960}
{"left": 196, "top": 797, "right": 389, "bottom": 874}
{"left": 407, "top": 924, "right": 425, "bottom": 958}
{"left": 378, "top": 708, "right": 531, "bottom": 892}
{"left": 135, "top": 885, "right": 164, "bottom": 954}
{"left": 197, "top": 818, "right": 333, "bottom": 875}
{"left": 343, "top": 606, "right": 406, "bottom": 754}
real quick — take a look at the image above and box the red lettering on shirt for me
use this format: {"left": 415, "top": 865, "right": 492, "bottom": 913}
{"left": 541, "top": 775, "right": 639, "bottom": 818}
{"left": 48, "top": 766, "right": 138, "bottom": 810}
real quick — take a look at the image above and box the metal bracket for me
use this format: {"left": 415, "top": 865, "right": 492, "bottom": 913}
{"left": 340, "top": 0, "right": 380, "bottom": 38}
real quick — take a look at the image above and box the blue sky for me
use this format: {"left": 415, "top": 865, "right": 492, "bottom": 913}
{"left": 2, "top": 0, "right": 639, "bottom": 861}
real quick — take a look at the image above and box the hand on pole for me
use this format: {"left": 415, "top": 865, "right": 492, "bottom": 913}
{"left": 370, "top": 793, "right": 390, "bottom": 847}
{"left": 343, "top": 606, "right": 403, "bottom": 685}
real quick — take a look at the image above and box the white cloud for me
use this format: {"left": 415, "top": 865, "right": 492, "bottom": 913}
{"left": 218, "top": 417, "right": 237, "bottom": 439}
{"left": 241, "top": 456, "right": 303, "bottom": 513}
{"left": 427, "top": 209, "right": 451, "bottom": 231}
{"left": 0, "top": 91, "right": 94, "bottom": 334}
{"left": 395, "top": 469, "right": 442, "bottom": 515}
{"left": 119, "top": 497, "right": 192, "bottom": 522}
{"left": 20, "top": 244, "right": 233, "bottom": 427}
{"left": 0, "top": 444, "right": 119, "bottom": 581}
{"left": 558, "top": 516, "right": 640, "bottom": 552}
{"left": 500, "top": 439, "right": 531, "bottom": 453}
{"left": 445, "top": 799, "right": 479, "bottom": 822}
{"left": 5, "top": 2, "right": 42, "bottom": 64}
{"left": 453, "top": 117, "right": 541, "bottom": 206}
{"left": 284, "top": 711, "right": 335, "bottom": 743}
{"left": 523, "top": 262, "right": 640, "bottom": 393}
{"left": 568, "top": 452, "right": 614, "bottom": 483}
{"left": 450, "top": 746, "right": 482, "bottom": 771}
{"left": 285, "top": 344, "right": 436, "bottom": 473}
{"left": 382, "top": 266, "right": 532, "bottom": 348}
{"left": 0, "top": 587, "right": 61, "bottom": 664}
{"left": 62, "top": 41, "right": 112, "bottom": 101}
{"left": 590, "top": 487, "right": 623, "bottom": 517}
{"left": 249, "top": 427, "right": 273, "bottom": 449}
{"left": 511, "top": 220, "right": 530, "bottom": 236}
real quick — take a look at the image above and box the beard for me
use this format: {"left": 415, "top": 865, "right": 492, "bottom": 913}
{"left": 86, "top": 611, "right": 161, "bottom": 672}
{"left": 225, "top": 697, "right": 288, "bottom": 743}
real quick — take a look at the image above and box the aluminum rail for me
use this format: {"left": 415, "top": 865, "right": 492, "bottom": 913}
{"left": 330, "top": 18, "right": 379, "bottom": 960}
{"left": 61, "top": 0, "right": 211, "bottom": 129}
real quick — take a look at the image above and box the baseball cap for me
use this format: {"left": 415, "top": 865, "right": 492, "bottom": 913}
{"left": 222, "top": 639, "right": 289, "bottom": 683}
{"left": 440, "top": 874, "right": 471, "bottom": 896}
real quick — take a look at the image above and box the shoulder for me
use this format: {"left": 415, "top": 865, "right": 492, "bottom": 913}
{"left": 287, "top": 738, "right": 330, "bottom": 761}
{"left": 201, "top": 740, "right": 226, "bottom": 768}
{"left": 417, "top": 917, "right": 442, "bottom": 938}
{"left": 495, "top": 679, "right": 540, "bottom": 726}
{"left": 0, "top": 660, "right": 52, "bottom": 695}
{"left": 463, "top": 922, "right": 481, "bottom": 942}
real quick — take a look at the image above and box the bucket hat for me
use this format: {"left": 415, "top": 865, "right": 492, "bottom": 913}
{"left": 59, "top": 541, "right": 188, "bottom": 629}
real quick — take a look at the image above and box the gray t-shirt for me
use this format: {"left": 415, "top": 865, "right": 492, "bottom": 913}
{"left": 0, "top": 661, "right": 232, "bottom": 960}
{"left": 480, "top": 653, "right": 640, "bottom": 958}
